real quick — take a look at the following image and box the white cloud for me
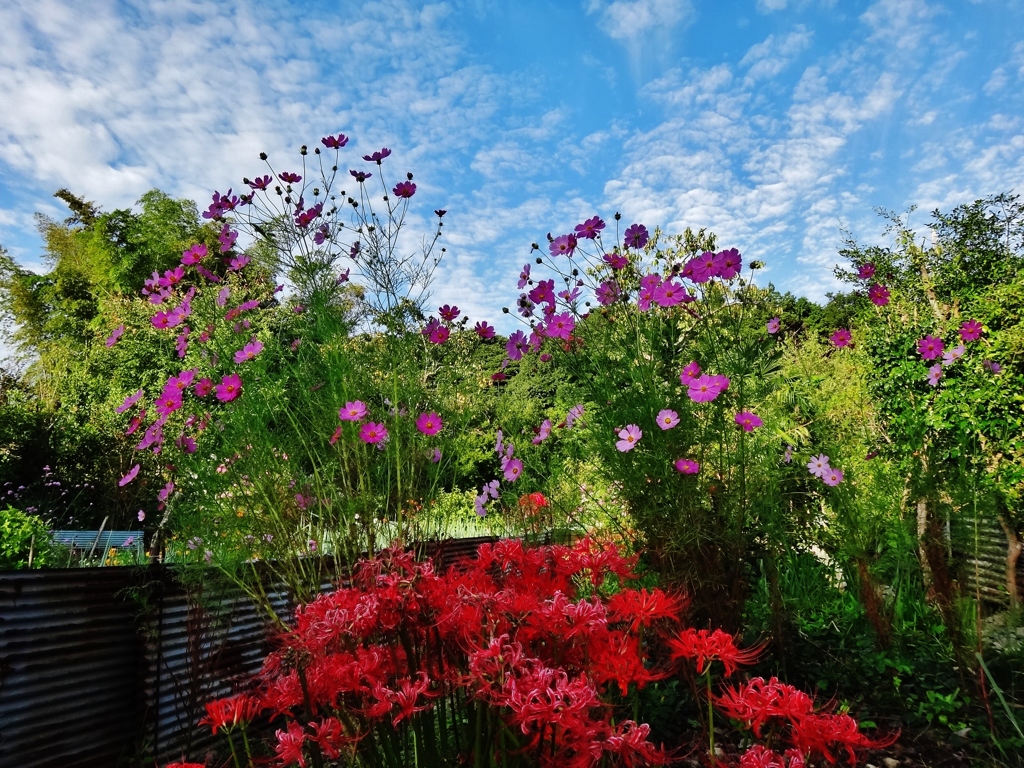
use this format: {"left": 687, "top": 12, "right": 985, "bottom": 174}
{"left": 586, "top": 0, "right": 696, "bottom": 79}
{"left": 740, "top": 26, "right": 813, "bottom": 81}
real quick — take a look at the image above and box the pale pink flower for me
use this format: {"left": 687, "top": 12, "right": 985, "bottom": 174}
{"left": 616, "top": 424, "right": 642, "bottom": 452}
{"left": 656, "top": 409, "right": 679, "bottom": 430}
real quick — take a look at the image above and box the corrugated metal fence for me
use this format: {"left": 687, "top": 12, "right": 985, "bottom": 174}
{"left": 0, "top": 536, "right": 498, "bottom": 768}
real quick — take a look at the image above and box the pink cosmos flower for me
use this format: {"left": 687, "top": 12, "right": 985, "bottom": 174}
{"left": 218, "top": 226, "right": 238, "bottom": 252}
{"left": 363, "top": 148, "right": 391, "bottom": 164}
{"left": 942, "top": 343, "right": 965, "bottom": 367}
{"left": 321, "top": 134, "right": 348, "bottom": 149}
{"left": 807, "top": 454, "right": 830, "bottom": 477}
{"left": 506, "top": 330, "right": 529, "bottom": 361}
{"left": 116, "top": 390, "right": 144, "bottom": 414}
{"left": 176, "top": 435, "right": 197, "bottom": 454}
{"left": 566, "top": 403, "right": 585, "bottom": 427}
{"left": 532, "top": 419, "right": 552, "bottom": 444}
{"left": 438, "top": 304, "right": 460, "bottom": 322}
{"left": 546, "top": 312, "right": 575, "bottom": 340}
{"left": 155, "top": 391, "right": 183, "bottom": 418}
{"left": 984, "top": 360, "right": 1001, "bottom": 374}
{"left": 279, "top": 171, "right": 302, "bottom": 184}
{"left": 502, "top": 457, "right": 524, "bottom": 481}
{"left": 653, "top": 279, "right": 686, "bottom": 307}
{"left": 194, "top": 378, "right": 213, "bottom": 397}
{"left": 234, "top": 340, "right": 264, "bottom": 364}
{"left": 688, "top": 373, "right": 726, "bottom": 403}
{"left": 175, "top": 329, "right": 190, "bottom": 358}
{"left": 680, "top": 361, "right": 701, "bottom": 384}
{"left": 168, "top": 370, "right": 196, "bottom": 391}
{"left": 830, "top": 328, "right": 852, "bottom": 348}
{"left": 623, "top": 223, "right": 649, "bottom": 249}
{"left": 858, "top": 263, "right": 876, "bottom": 280}
{"left": 392, "top": 181, "right": 416, "bottom": 198}
{"left": 430, "top": 448, "right": 442, "bottom": 463}
{"left": 868, "top": 283, "right": 890, "bottom": 306}
{"left": 195, "top": 265, "right": 221, "bottom": 283}
{"left": 249, "top": 174, "right": 272, "bottom": 190}
{"left": 517, "top": 264, "right": 531, "bottom": 288}
{"left": 917, "top": 335, "right": 945, "bottom": 361}
{"left": 415, "top": 412, "right": 443, "bottom": 436}
{"left": 181, "top": 243, "right": 208, "bottom": 265}
{"left": 674, "top": 458, "right": 700, "bottom": 475}
{"left": 616, "top": 424, "right": 642, "bottom": 452}
{"left": 690, "top": 251, "right": 720, "bottom": 283}
{"left": 475, "top": 321, "right": 495, "bottom": 339}
{"left": 137, "top": 511, "right": 146, "bottom": 522}
{"left": 574, "top": 216, "right": 605, "bottom": 239}
{"left": 603, "top": 253, "right": 628, "bottom": 270}
{"left": 152, "top": 312, "right": 171, "bottom": 330}
{"left": 596, "top": 280, "right": 621, "bottom": 306}
{"left": 428, "top": 325, "right": 450, "bottom": 344}
{"left": 359, "top": 422, "right": 388, "bottom": 444}
{"left": 734, "top": 411, "right": 763, "bottom": 432}
{"left": 926, "top": 363, "right": 942, "bottom": 387}
{"left": 215, "top": 374, "right": 243, "bottom": 403}
{"left": 715, "top": 248, "right": 742, "bottom": 279}
{"left": 766, "top": 317, "right": 781, "bottom": 334}
{"left": 339, "top": 401, "right": 368, "bottom": 421}
{"left": 105, "top": 324, "right": 125, "bottom": 348}
{"left": 959, "top": 319, "right": 983, "bottom": 342}
{"left": 216, "top": 287, "right": 230, "bottom": 307}
{"left": 656, "top": 409, "right": 679, "bottom": 430}
{"left": 549, "top": 234, "right": 577, "bottom": 257}
{"left": 119, "top": 464, "right": 141, "bottom": 487}
{"left": 822, "top": 467, "right": 845, "bottom": 486}
{"left": 228, "top": 254, "right": 250, "bottom": 271}
{"left": 783, "top": 445, "right": 793, "bottom": 463}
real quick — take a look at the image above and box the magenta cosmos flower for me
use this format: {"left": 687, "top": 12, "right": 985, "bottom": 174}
{"left": 181, "top": 243, "right": 207, "bottom": 265}
{"left": 623, "top": 223, "right": 649, "bottom": 250}
{"left": 734, "top": 411, "right": 762, "bottom": 432}
{"left": 959, "top": 319, "right": 983, "bottom": 342}
{"left": 439, "top": 304, "right": 460, "bottom": 321}
{"left": 656, "top": 409, "right": 679, "bottom": 430}
{"left": 339, "top": 401, "right": 368, "bottom": 421}
{"left": 575, "top": 216, "right": 605, "bottom": 239}
{"left": 674, "top": 458, "right": 700, "bottom": 475}
{"left": 105, "top": 324, "right": 125, "bottom": 348}
{"left": 688, "top": 374, "right": 728, "bottom": 403}
{"left": 715, "top": 248, "right": 742, "bottom": 280}
{"left": 363, "top": 147, "right": 391, "bottom": 164}
{"left": 868, "top": 284, "right": 890, "bottom": 306}
{"left": 194, "top": 378, "right": 213, "bottom": 397}
{"left": 415, "top": 412, "right": 443, "bottom": 436}
{"left": 119, "top": 464, "right": 141, "bottom": 487}
{"left": 359, "top": 422, "right": 388, "bottom": 444}
{"left": 596, "top": 280, "right": 620, "bottom": 306}
{"left": 603, "top": 253, "right": 628, "bottom": 270}
{"left": 858, "top": 263, "right": 876, "bottom": 280}
{"left": 215, "top": 374, "right": 243, "bottom": 402}
{"left": 766, "top": 317, "right": 781, "bottom": 335}
{"left": 917, "top": 335, "right": 944, "bottom": 361}
{"left": 680, "top": 361, "right": 701, "bottom": 384}
{"left": 830, "top": 328, "right": 852, "bottom": 348}
{"left": 475, "top": 321, "right": 495, "bottom": 339}
{"left": 116, "top": 389, "right": 144, "bottom": 414}
{"left": 392, "top": 181, "right": 416, "bottom": 199}
{"left": 616, "top": 424, "right": 642, "bottom": 452}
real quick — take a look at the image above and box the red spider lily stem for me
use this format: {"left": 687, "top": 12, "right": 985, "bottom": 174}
{"left": 707, "top": 669, "right": 717, "bottom": 763}
{"left": 296, "top": 665, "right": 326, "bottom": 768}
{"left": 225, "top": 731, "right": 241, "bottom": 768}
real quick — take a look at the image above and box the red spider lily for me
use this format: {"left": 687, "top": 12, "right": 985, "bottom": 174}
{"left": 716, "top": 677, "right": 815, "bottom": 737}
{"left": 606, "top": 587, "right": 687, "bottom": 632}
{"left": 200, "top": 539, "right": 842, "bottom": 768}
{"left": 789, "top": 712, "right": 898, "bottom": 764}
{"left": 667, "top": 628, "right": 761, "bottom": 676}
{"left": 199, "top": 693, "right": 261, "bottom": 734}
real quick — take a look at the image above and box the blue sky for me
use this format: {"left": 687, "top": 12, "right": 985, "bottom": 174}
{"left": 0, "top": 0, "right": 1022, "bottom": 329}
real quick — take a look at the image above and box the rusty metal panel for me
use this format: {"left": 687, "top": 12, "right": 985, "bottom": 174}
{"left": 0, "top": 568, "right": 143, "bottom": 768}
{"left": 955, "top": 516, "right": 1024, "bottom": 606}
